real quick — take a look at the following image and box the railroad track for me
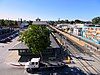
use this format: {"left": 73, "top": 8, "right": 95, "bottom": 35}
{"left": 64, "top": 35, "right": 100, "bottom": 65}
{"left": 66, "top": 42, "right": 100, "bottom": 74}
{"left": 67, "top": 44, "right": 100, "bottom": 74}
{"left": 52, "top": 32, "right": 100, "bottom": 75}
{"left": 52, "top": 28, "right": 100, "bottom": 66}
{"left": 92, "top": 53, "right": 100, "bottom": 62}
{"left": 66, "top": 38, "right": 100, "bottom": 74}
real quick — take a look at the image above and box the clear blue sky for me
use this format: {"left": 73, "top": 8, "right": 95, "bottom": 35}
{"left": 0, "top": 0, "right": 100, "bottom": 21}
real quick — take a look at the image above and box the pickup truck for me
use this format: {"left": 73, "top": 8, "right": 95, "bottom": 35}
{"left": 25, "top": 57, "right": 66, "bottom": 73}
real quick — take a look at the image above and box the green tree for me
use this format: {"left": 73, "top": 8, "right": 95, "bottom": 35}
{"left": 9, "top": 20, "right": 14, "bottom": 26}
{"left": 19, "top": 25, "right": 50, "bottom": 58}
{"left": 75, "top": 19, "right": 82, "bottom": 23}
{"left": 65, "top": 20, "right": 69, "bottom": 23}
{"left": 13, "top": 21, "right": 18, "bottom": 26}
{"left": 60, "top": 20, "right": 65, "bottom": 24}
{"left": 0, "top": 19, "right": 5, "bottom": 26}
{"left": 70, "top": 21, "right": 75, "bottom": 24}
{"left": 28, "top": 20, "right": 33, "bottom": 25}
{"left": 4, "top": 20, "right": 9, "bottom": 27}
{"left": 47, "top": 21, "right": 55, "bottom": 25}
{"left": 0, "top": 20, "right": 2, "bottom": 27}
{"left": 92, "top": 17, "right": 100, "bottom": 25}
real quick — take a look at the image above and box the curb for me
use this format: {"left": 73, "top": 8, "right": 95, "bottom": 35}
{"left": 10, "top": 63, "right": 25, "bottom": 66}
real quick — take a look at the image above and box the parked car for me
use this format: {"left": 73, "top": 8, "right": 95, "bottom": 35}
{"left": 0, "top": 39, "right": 7, "bottom": 43}
{"left": 9, "top": 34, "right": 15, "bottom": 39}
{"left": 15, "top": 32, "right": 19, "bottom": 36}
{"left": 5, "top": 37, "right": 12, "bottom": 42}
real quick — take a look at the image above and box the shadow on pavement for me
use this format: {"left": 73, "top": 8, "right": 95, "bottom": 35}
{"left": 29, "top": 66, "right": 88, "bottom": 75}
{"left": 18, "top": 56, "right": 95, "bottom": 75}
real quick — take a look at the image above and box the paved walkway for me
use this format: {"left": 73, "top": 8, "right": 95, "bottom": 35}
{"left": 2, "top": 36, "right": 26, "bottom": 66}
{"left": 5, "top": 51, "right": 20, "bottom": 64}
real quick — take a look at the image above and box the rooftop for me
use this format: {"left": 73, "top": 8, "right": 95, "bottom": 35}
{"left": 9, "top": 34, "right": 60, "bottom": 50}
{"left": 32, "top": 21, "right": 48, "bottom": 25}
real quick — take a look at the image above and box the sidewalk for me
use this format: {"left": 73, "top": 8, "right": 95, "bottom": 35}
{"left": 5, "top": 51, "right": 26, "bottom": 67}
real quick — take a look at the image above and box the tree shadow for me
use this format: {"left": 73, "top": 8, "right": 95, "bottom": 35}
{"left": 29, "top": 66, "right": 88, "bottom": 75}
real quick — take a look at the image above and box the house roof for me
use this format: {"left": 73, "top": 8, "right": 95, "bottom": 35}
{"left": 9, "top": 34, "right": 60, "bottom": 51}
{"left": 9, "top": 42, "right": 29, "bottom": 50}
{"left": 32, "top": 21, "right": 48, "bottom": 25}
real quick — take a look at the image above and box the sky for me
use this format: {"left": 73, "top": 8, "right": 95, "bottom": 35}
{"left": 0, "top": 0, "right": 100, "bottom": 21}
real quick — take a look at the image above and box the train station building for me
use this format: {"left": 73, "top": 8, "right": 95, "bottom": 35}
{"left": 9, "top": 33, "right": 62, "bottom": 61}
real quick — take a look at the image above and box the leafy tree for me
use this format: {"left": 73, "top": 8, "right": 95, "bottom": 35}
{"left": 70, "top": 21, "right": 75, "bottom": 24}
{"left": 60, "top": 20, "right": 65, "bottom": 24}
{"left": 0, "top": 19, "right": 5, "bottom": 26}
{"left": 19, "top": 25, "right": 50, "bottom": 58}
{"left": 65, "top": 20, "right": 69, "bottom": 23}
{"left": 92, "top": 17, "right": 100, "bottom": 25}
{"left": 75, "top": 19, "right": 82, "bottom": 23}
{"left": 28, "top": 20, "right": 33, "bottom": 25}
{"left": 9, "top": 20, "right": 13, "bottom": 26}
{"left": 57, "top": 20, "right": 61, "bottom": 24}
{"left": 0, "top": 20, "right": 2, "bottom": 27}
{"left": 0, "top": 19, "right": 19, "bottom": 27}
{"left": 4, "top": 20, "right": 10, "bottom": 27}
{"left": 47, "top": 21, "right": 55, "bottom": 25}
{"left": 12, "top": 21, "right": 18, "bottom": 26}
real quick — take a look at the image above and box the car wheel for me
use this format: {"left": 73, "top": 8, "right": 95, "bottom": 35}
{"left": 26, "top": 68, "right": 31, "bottom": 73}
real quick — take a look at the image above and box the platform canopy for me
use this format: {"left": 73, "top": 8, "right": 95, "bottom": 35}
{"left": 9, "top": 42, "right": 29, "bottom": 50}
{"left": 9, "top": 34, "right": 60, "bottom": 51}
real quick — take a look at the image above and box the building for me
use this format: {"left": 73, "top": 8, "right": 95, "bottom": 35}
{"left": 32, "top": 18, "right": 48, "bottom": 26}
{"left": 56, "top": 23, "right": 84, "bottom": 36}
{"left": 56, "top": 24, "right": 70, "bottom": 30}
{"left": 9, "top": 34, "right": 61, "bottom": 57}
{"left": 32, "top": 21, "right": 48, "bottom": 26}
{"left": 72, "top": 24, "right": 84, "bottom": 36}
{"left": 20, "top": 20, "right": 28, "bottom": 28}
{"left": 82, "top": 25, "right": 100, "bottom": 44}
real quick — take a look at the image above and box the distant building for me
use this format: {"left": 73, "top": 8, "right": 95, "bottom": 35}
{"left": 18, "top": 18, "right": 22, "bottom": 26}
{"left": 73, "top": 24, "right": 84, "bottom": 36}
{"left": 56, "top": 23, "right": 84, "bottom": 36}
{"left": 82, "top": 25, "right": 100, "bottom": 44}
{"left": 32, "top": 18, "right": 48, "bottom": 26}
{"left": 33, "top": 21, "right": 47, "bottom": 25}
{"left": 36, "top": 18, "right": 41, "bottom": 21}
{"left": 56, "top": 24, "right": 68, "bottom": 30}
{"left": 20, "top": 20, "right": 28, "bottom": 28}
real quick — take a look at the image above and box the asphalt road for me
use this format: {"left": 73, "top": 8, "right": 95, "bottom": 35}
{"left": 0, "top": 37, "right": 29, "bottom": 75}
{"left": 0, "top": 35, "right": 87, "bottom": 75}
